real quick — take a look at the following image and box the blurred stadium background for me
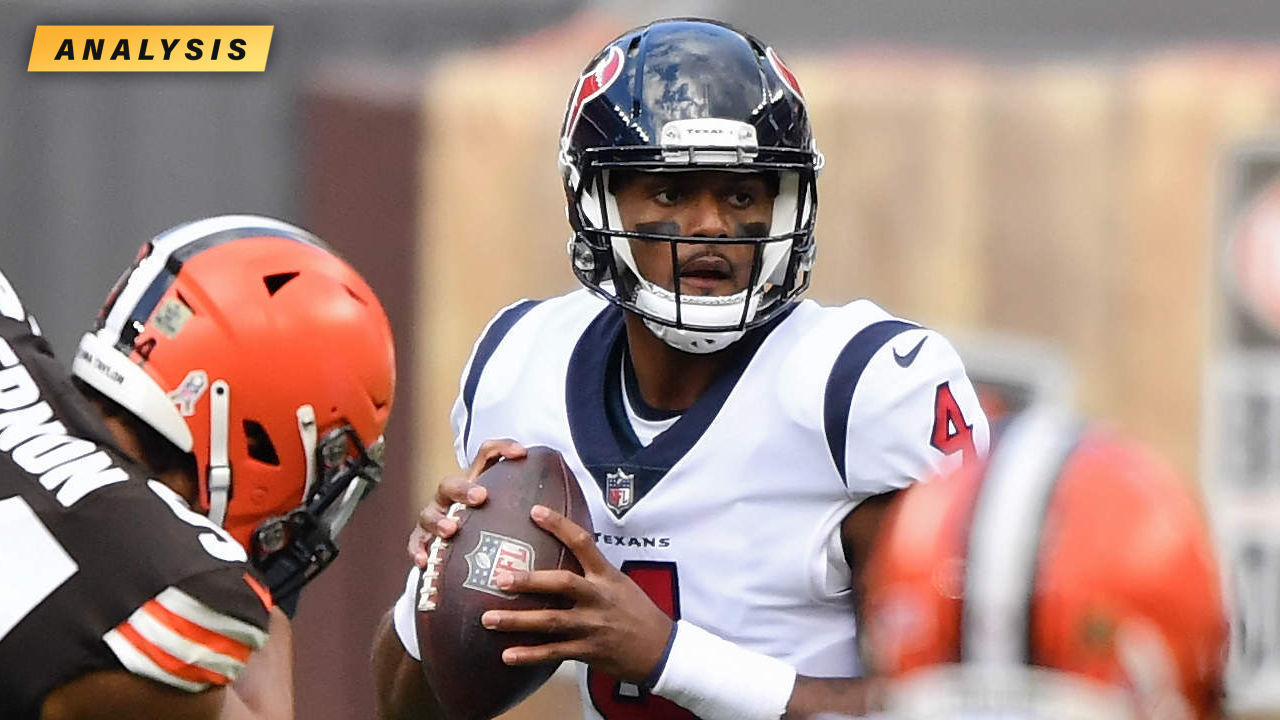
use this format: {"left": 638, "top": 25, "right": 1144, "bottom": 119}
{"left": 5, "top": 0, "right": 1280, "bottom": 717}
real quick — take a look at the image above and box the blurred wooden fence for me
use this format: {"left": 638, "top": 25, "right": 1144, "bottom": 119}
{"left": 413, "top": 40, "right": 1280, "bottom": 502}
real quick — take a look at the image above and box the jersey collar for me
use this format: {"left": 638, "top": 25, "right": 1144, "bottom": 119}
{"left": 566, "top": 304, "right": 793, "bottom": 518}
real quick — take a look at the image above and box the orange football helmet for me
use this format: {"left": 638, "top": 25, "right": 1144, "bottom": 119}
{"left": 861, "top": 410, "right": 1227, "bottom": 719}
{"left": 72, "top": 215, "right": 395, "bottom": 604}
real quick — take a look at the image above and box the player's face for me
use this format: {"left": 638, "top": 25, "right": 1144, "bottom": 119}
{"left": 613, "top": 170, "right": 776, "bottom": 297}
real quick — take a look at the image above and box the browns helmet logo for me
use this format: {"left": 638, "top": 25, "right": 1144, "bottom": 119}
{"left": 765, "top": 46, "right": 805, "bottom": 105}
{"left": 563, "top": 44, "right": 624, "bottom": 141}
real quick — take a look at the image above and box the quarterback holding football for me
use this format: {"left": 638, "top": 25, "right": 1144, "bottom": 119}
{"left": 375, "top": 18, "right": 988, "bottom": 720}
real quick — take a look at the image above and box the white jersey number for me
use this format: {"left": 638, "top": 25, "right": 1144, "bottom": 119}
{"left": 147, "top": 480, "right": 246, "bottom": 562}
{"left": 0, "top": 497, "right": 78, "bottom": 641}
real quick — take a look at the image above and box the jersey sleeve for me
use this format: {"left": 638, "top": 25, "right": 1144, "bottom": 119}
{"left": 392, "top": 566, "right": 423, "bottom": 661}
{"left": 449, "top": 299, "right": 541, "bottom": 469}
{"left": 101, "top": 567, "right": 271, "bottom": 692}
{"left": 837, "top": 327, "right": 990, "bottom": 498}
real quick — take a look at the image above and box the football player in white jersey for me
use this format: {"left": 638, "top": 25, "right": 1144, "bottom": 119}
{"left": 374, "top": 18, "right": 989, "bottom": 720}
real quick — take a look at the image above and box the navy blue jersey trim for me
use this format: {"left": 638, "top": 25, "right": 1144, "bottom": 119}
{"left": 461, "top": 300, "right": 541, "bottom": 450}
{"left": 567, "top": 304, "right": 795, "bottom": 518}
{"left": 824, "top": 319, "right": 917, "bottom": 485}
{"left": 605, "top": 340, "right": 645, "bottom": 455}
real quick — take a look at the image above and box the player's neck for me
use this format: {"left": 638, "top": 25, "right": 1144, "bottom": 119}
{"left": 99, "top": 412, "right": 201, "bottom": 507}
{"left": 623, "top": 313, "right": 739, "bottom": 412}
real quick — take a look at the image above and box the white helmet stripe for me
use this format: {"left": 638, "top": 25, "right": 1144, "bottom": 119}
{"left": 961, "top": 408, "right": 1081, "bottom": 663}
{"left": 101, "top": 215, "right": 321, "bottom": 343}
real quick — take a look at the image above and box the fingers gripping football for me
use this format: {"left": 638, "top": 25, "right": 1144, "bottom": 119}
{"left": 413, "top": 446, "right": 593, "bottom": 720}
{"left": 408, "top": 440, "right": 525, "bottom": 567}
{"left": 483, "top": 505, "right": 675, "bottom": 682}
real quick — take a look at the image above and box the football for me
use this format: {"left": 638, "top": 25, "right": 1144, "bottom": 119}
{"left": 415, "top": 446, "right": 593, "bottom": 720}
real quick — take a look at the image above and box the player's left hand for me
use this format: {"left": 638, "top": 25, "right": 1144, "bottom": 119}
{"left": 479, "top": 504, "right": 673, "bottom": 682}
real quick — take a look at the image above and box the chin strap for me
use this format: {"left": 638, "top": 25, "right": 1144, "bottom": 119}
{"left": 297, "top": 405, "right": 318, "bottom": 500}
{"left": 206, "top": 380, "right": 232, "bottom": 527}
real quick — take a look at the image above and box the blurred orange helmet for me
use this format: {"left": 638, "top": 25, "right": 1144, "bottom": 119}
{"left": 861, "top": 410, "right": 1227, "bottom": 720}
{"left": 72, "top": 215, "right": 395, "bottom": 602}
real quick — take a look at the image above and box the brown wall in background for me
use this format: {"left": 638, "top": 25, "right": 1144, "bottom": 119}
{"left": 295, "top": 69, "right": 425, "bottom": 720}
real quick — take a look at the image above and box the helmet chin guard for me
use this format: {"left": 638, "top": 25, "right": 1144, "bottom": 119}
{"left": 250, "top": 424, "right": 384, "bottom": 614}
{"left": 635, "top": 281, "right": 763, "bottom": 354}
{"left": 559, "top": 19, "right": 821, "bottom": 353}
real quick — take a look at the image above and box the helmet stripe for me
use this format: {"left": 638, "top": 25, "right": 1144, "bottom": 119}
{"left": 765, "top": 46, "right": 805, "bottom": 105}
{"left": 99, "top": 216, "right": 322, "bottom": 350}
{"left": 961, "top": 408, "right": 1082, "bottom": 663}
{"left": 563, "top": 45, "right": 624, "bottom": 143}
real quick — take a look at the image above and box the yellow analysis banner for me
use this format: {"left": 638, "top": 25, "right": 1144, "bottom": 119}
{"left": 28, "top": 26, "right": 274, "bottom": 72}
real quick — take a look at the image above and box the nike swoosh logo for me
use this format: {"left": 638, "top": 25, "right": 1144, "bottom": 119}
{"left": 893, "top": 337, "right": 927, "bottom": 367}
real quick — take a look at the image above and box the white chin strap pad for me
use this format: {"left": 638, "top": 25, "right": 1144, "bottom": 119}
{"left": 634, "top": 281, "right": 763, "bottom": 354}
{"left": 642, "top": 319, "right": 746, "bottom": 354}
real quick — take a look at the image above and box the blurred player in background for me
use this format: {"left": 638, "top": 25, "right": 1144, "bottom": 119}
{"left": 0, "top": 215, "right": 395, "bottom": 719}
{"left": 861, "top": 408, "right": 1228, "bottom": 719}
{"left": 374, "top": 18, "right": 987, "bottom": 720}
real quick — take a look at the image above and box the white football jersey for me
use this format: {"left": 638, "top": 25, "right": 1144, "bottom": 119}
{"left": 406, "top": 288, "right": 989, "bottom": 720}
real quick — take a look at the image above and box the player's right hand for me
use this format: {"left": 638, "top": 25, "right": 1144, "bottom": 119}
{"left": 408, "top": 439, "right": 527, "bottom": 568}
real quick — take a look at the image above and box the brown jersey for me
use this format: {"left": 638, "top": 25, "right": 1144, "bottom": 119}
{"left": 0, "top": 274, "right": 270, "bottom": 719}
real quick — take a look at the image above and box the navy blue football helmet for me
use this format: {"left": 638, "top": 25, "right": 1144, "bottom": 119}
{"left": 559, "top": 18, "right": 823, "bottom": 353}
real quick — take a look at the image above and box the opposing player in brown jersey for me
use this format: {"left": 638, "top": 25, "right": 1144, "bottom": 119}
{"left": 0, "top": 215, "right": 396, "bottom": 719}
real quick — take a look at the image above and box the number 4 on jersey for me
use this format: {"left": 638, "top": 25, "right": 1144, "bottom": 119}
{"left": 931, "top": 381, "right": 976, "bottom": 464}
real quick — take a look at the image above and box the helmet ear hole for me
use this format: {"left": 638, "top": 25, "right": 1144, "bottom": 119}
{"left": 244, "top": 420, "right": 280, "bottom": 465}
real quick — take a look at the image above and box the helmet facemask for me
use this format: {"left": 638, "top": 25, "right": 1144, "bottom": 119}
{"left": 249, "top": 420, "right": 384, "bottom": 610}
{"left": 559, "top": 19, "right": 822, "bottom": 354}
{"left": 564, "top": 119, "right": 820, "bottom": 354}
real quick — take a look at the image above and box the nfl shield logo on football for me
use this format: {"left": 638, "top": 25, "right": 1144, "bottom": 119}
{"left": 606, "top": 468, "right": 635, "bottom": 514}
{"left": 463, "top": 531, "right": 535, "bottom": 599}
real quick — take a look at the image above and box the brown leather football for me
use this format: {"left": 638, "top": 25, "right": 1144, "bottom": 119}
{"left": 415, "top": 446, "right": 593, "bottom": 720}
